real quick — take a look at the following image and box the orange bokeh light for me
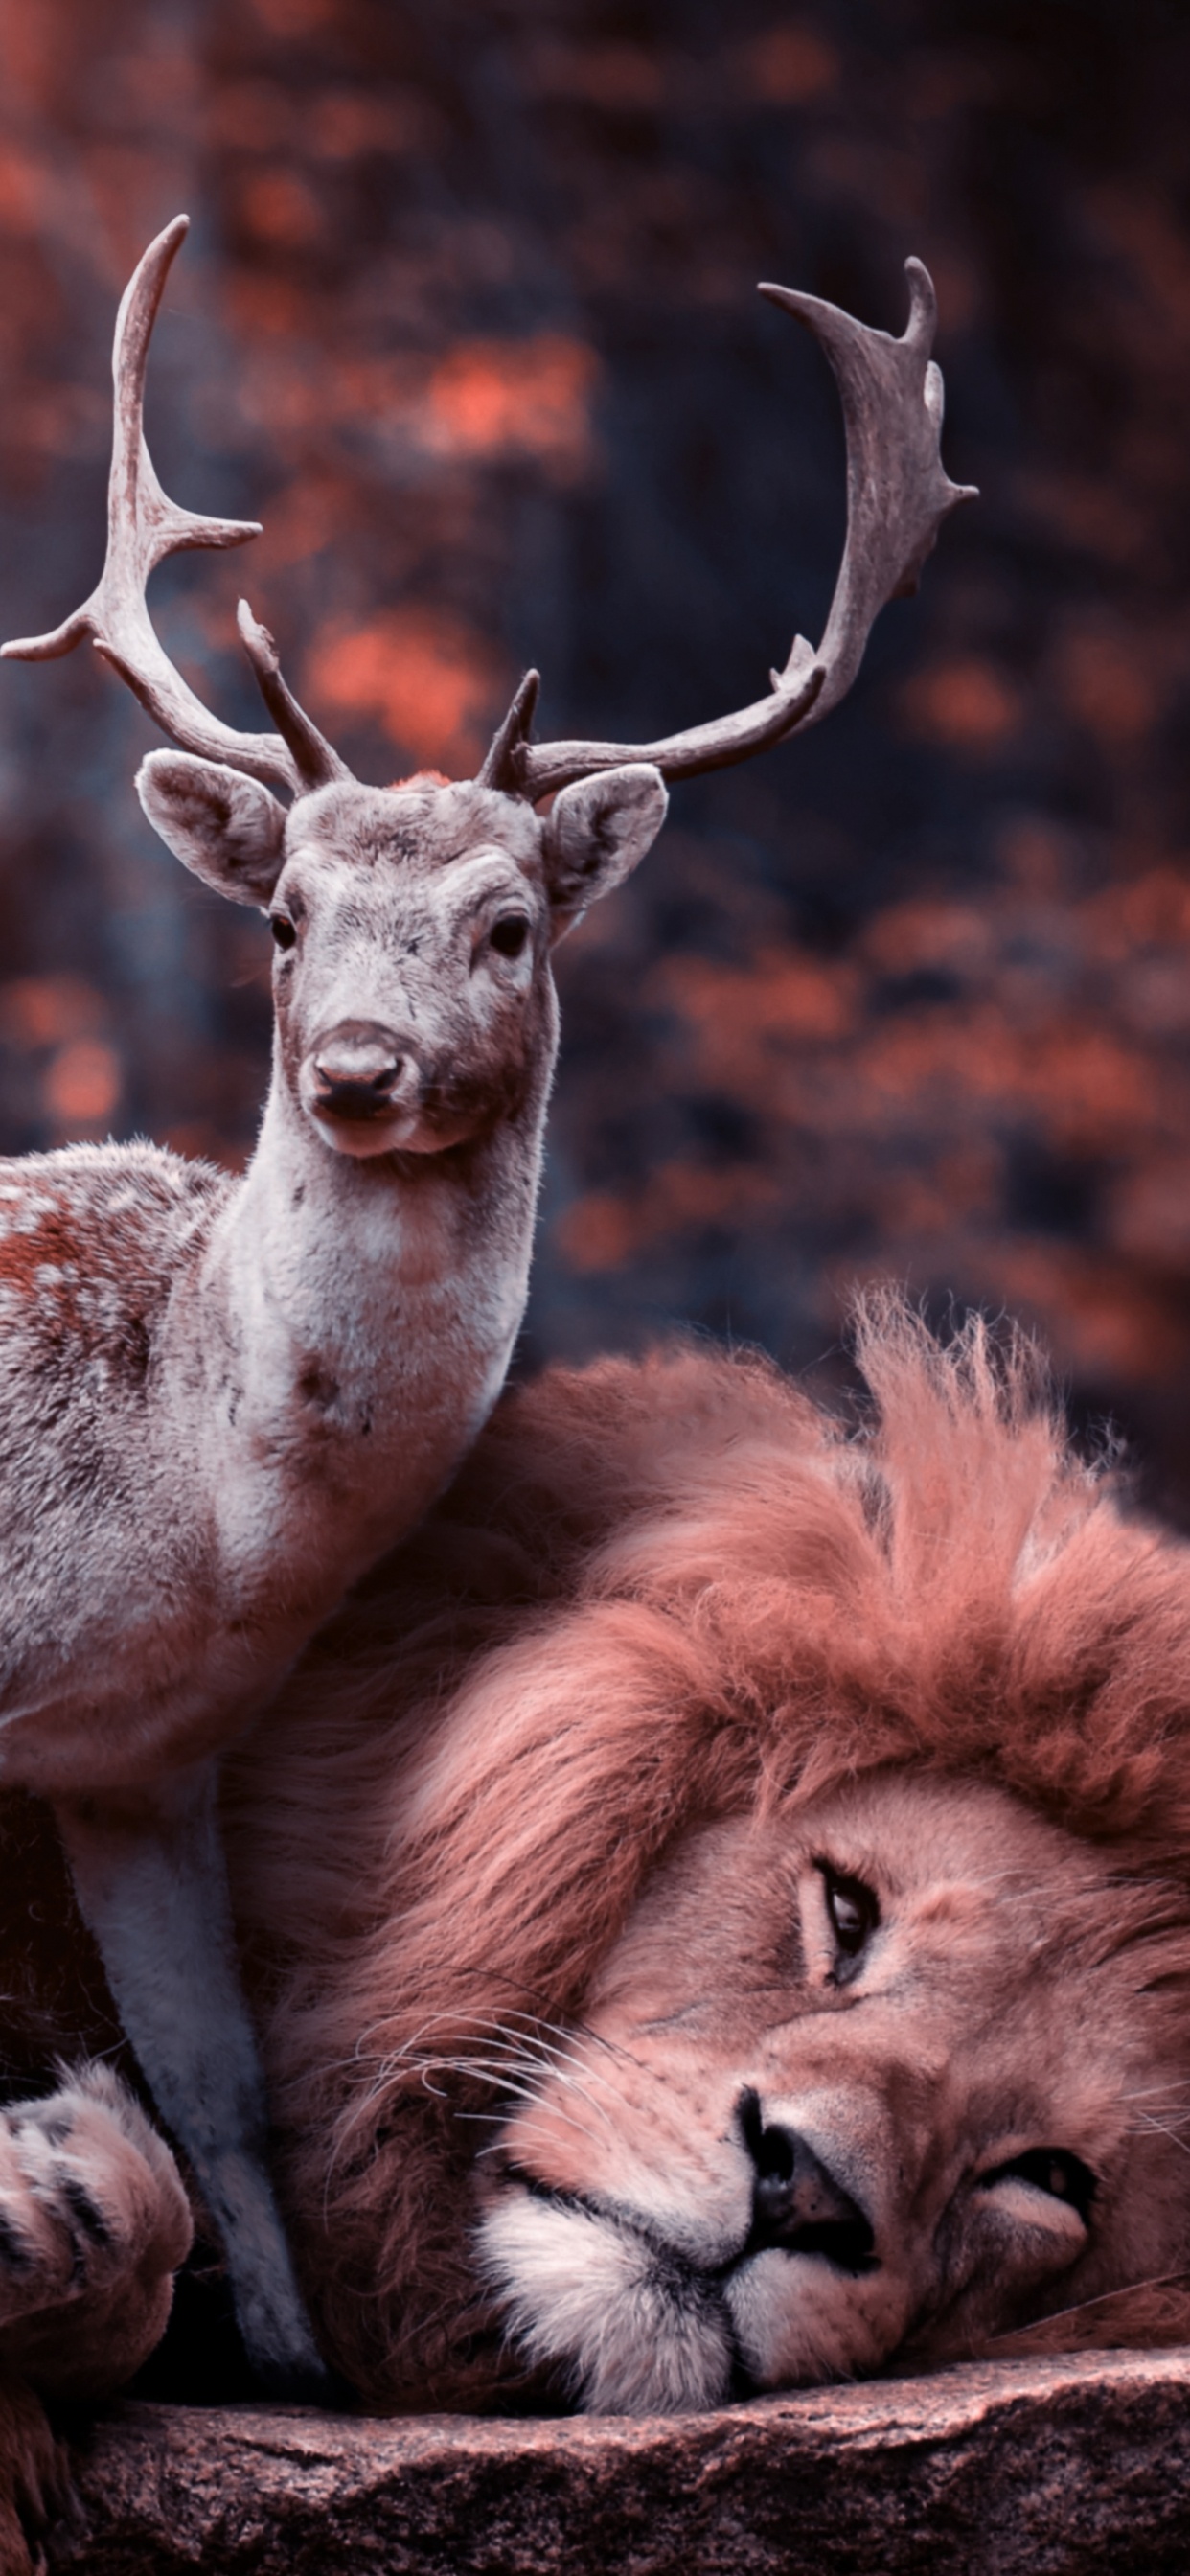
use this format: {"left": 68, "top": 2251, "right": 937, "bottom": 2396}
{"left": 305, "top": 609, "right": 506, "bottom": 770}
{"left": 899, "top": 658, "right": 1021, "bottom": 750}
{"left": 423, "top": 336, "right": 599, "bottom": 473}
{"left": 44, "top": 1038, "right": 121, "bottom": 1127}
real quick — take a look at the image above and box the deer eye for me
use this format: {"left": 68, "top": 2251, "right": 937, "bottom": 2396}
{"left": 489, "top": 913, "right": 531, "bottom": 960}
{"left": 270, "top": 914, "right": 297, "bottom": 952}
{"left": 817, "top": 1863, "right": 880, "bottom": 1963}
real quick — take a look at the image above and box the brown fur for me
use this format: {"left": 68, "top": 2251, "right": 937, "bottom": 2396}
{"left": 0, "top": 1297, "right": 1188, "bottom": 2423}
{"left": 210, "top": 1295, "right": 1190, "bottom": 2405}
{"left": 0, "top": 2374, "right": 72, "bottom": 2574}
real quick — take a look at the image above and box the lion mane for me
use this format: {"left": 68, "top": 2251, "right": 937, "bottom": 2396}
{"left": 206, "top": 1293, "right": 1190, "bottom": 2408}
{"left": 0, "top": 1285, "right": 1188, "bottom": 2470}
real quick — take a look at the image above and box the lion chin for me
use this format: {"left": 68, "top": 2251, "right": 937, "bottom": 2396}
{"left": 4, "top": 1291, "right": 1190, "bottom": 2425}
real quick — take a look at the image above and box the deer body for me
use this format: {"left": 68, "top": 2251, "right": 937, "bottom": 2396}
{"left": 0, "top": 1126, "right": 529, "bottom": 1796}
{"left": 0, "top": 214, "right": 973, "bottom": 2394}
{"left": 0, "top": 764, "right": 665, "bottom": 2391}
{"left": 0, "top": 789, "right": 566, "bottom": 1795}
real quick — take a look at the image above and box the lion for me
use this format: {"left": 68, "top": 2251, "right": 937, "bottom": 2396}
{"left": 1, "top": 1294, "right": 1190, "bottom": 2548}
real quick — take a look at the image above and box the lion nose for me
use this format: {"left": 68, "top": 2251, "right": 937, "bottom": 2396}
{"left": 310, "top": 1023, "right": 411, "bottom": 1120}
{"left": 738, "top": 2091, "right": 875, "bottom": 2269}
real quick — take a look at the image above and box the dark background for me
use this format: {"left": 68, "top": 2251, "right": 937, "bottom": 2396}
{"left": 3, "top": 0, "right": 1190, "bottom": 1511}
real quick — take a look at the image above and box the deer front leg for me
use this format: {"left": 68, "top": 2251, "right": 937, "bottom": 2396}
{"left": 54, "top": 1762, "right": 332, "bottom": 2402}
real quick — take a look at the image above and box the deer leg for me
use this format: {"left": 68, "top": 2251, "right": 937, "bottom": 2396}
{"left": 53, "top": 1761, "right": 332, "bottom": 2402}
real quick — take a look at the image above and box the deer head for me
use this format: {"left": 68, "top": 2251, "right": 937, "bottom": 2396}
{"left": 2, "top": 217, "right": 974, "bottom": 1162}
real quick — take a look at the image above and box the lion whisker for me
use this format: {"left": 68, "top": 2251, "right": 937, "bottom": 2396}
{"left": 433, "top": 2019, "right": 624, "bottom": 2139}
{"left": 372, "top": 2043, "right": 614, "bottom": 2159}
{"left": 1126, "top": 2112, "right": 1190, "bottom": 2158}
{"left": 406, "top": 2056, "right": 549, "bottom": 2098}
{"left": 475, "top": 2102, "right": 609, "bottom": 2158}
{"left": 988, "top": 2268, "right": 1190, "bottom": 2341}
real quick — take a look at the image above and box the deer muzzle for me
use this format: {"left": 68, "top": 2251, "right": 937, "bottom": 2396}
{"left": 312, "top": 1024, "right": 408, "bottom": 1116}
{"left": 304, "top": 1020, "right": 473, "bottom": 1160}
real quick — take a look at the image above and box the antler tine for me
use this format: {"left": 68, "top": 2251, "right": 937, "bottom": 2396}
{"left": 476, "top": 667, "right": 541, "bottom": 793}
{"left": 500, "top": 258, "right": 976, "bottom": 803}
{"left": 2, "top": 215, "right": 312, "bottom": 797}
{"left": 236, "top": 601, "right": 352, "bottom": 791}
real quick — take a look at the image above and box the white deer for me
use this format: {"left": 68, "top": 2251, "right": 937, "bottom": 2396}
{"left": 0, "top": 215, "right": 973, "bottom": 2393}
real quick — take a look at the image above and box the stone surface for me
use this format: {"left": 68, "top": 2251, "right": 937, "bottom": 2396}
{"left": 45, "top": 2349, "right": 1190, "bottom": 2575}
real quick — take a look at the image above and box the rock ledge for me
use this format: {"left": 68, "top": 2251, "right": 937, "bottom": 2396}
{"left": 48, "top": 2347, "right": 1190, "bottom": 2575}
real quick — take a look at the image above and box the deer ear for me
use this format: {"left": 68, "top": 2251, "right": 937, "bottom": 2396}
{"left": 542, "top": 764, "right": 668, "bottom": 941}
{"left": 136, "top": 751, "right": 287, "bottom": 907}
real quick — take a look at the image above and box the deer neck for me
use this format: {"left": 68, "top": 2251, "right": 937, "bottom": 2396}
{"left": 231, "top": 1056, "right": 550, "bottom": 1352}
{"left": 198, "top": 1034, "right": 554, "bottom": 1482}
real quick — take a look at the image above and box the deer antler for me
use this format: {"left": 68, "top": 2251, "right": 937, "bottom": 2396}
{"left": 1, "top": 214, "right": 349, "bottom": 798}
{"left": 5, "top": 226, "right": 971, "bottom": 812}
{"left": 482, "top": 258, "right": 976, "bottom": 800}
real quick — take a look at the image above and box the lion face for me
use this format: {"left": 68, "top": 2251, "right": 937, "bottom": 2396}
{"left": 479, "top": 1772, "right": 1190, "bottom": 2413}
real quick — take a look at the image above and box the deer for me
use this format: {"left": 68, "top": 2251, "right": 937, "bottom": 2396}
{"left": 0, "top": 214, "right": 973, "bottom": 2398}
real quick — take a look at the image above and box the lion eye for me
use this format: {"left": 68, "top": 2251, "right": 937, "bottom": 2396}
{"left": 817, "top": 1864, "right": 880, "bottom": 1962}
{"left": 983, "top": 2149, "right": 1097, "bottom": 2224}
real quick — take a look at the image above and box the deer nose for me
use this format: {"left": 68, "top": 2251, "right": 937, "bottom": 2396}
{"left": 738, "top": 2091, "right": 875, "bottom": 2270}
{"left": 310, "top": 1023, "right": 410, "bottom": 1121}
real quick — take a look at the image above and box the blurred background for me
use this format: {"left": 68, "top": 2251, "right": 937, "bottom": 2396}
{"left": 2, "top": 0, "right": 1190, "bottom": 1510}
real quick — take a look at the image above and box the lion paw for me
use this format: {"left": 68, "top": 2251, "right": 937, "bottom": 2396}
{"left": 0, "top": 2063, "right": 193, "bottom": 2399}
